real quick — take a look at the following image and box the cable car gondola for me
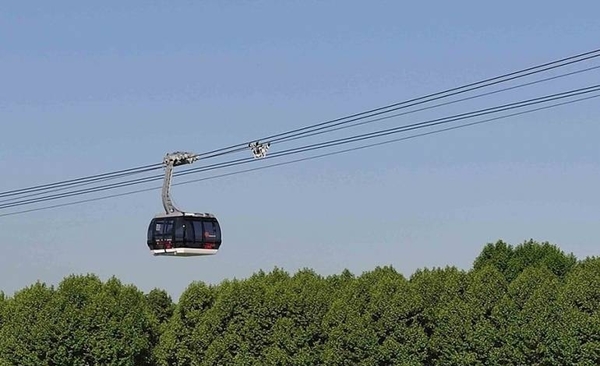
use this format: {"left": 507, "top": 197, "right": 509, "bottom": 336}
{"left": 147, "top": 152, "right": 222, "bottom": 257}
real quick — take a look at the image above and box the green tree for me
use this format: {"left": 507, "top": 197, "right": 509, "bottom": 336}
{"left": 410, "top": 266, "right": 472, "bottom": 365}
{"left": 474, "top": 239, "right": 576, "bottom": 282}
{"left": 199, "top": 268, "right": 292, "bottom": 365}
{"left": 1, "top": 239, "right": 595, "bottom": 365}
{"left": 367, "top": 266, "right": 427, "bottom": 365}
{"left": 420, "top": 265, "right": 509, "bottom": 366}
{"left": 0, "top": 282, "right": 55, "bottom": 366}
{"left": 0, "top": 275, "right": 157, "bottom": 366}
{"left": 322, "top": 266, "right": 428, "bottom": 365}
{"left": 490, "top": 266, "right": 579, "bottom": 364}
{"left": 264, "top": 268, "right": 333, "bottom": 365}
{"left": 507, "top": 239, "right": 576, "bottom": 281}
{"left": 50, "top": 275, "right": 157, "bottom": 366}
{"left": 561, "top": 257, "right": 600, "bottom": 364}
{"left": 146, "top": 288, "right": 174, "bottom": 325}
{"left": 159, "top": 267, "right": 334, "bottom": 366}
{"left": 154, "top": 280, "right": 217, "bottom": 366}
{"left": 473, "top": 240, "right": 513, "bottom": 274}
{"left": 321, "top": 275, "right": 378, "bottom": 365}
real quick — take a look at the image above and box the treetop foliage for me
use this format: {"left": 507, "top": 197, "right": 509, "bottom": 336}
{"left": 1, "top": 239, "right": 598, "bottom": 365}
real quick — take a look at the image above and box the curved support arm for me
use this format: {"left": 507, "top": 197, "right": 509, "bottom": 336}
{"left": 161, "top": 151, "right": 198, "bottom": 214}
{"left": 162, "top": 162, "right": 179, "bottom": 214}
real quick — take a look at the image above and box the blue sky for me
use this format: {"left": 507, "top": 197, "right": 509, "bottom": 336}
{"left": 1, "top": 1, "right": 599, "bottom": 300}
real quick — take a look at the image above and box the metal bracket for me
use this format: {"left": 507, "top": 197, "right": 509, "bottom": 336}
{"left": 163, "top": 151, "right": 199, "bottom": 167}
{"left": 249, "top": 141, "right": 270, "bottom": 159}
{"left": 162, "top": 151, "right": 198, "bottom": 214}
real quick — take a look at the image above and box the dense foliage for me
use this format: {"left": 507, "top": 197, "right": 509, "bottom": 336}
{"left": 0, "top": 239, "right": 598, "bottom": 365}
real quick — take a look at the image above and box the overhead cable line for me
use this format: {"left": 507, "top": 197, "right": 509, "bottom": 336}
{"left": 0, "top": 58, "right": 600, "bottom": 206}
{"left": 271, "top": 64, "right": 600, "bottom": 145}
{"left": 140, "top": 82, "right": 600, "bottom": 180}
{"left": 1, "top": 84, "right": 598, "bottom": 211}
{"left": 0, "top": 163, "right": 163, "bottom": 199}
{"left": 189, "top": 47, "right": 600, "bottom": 158}
{"left": 1, "top": 91, "right": 598, "bottom": 218}
{"left": 8, "top": 65, "right": 600, "bottom": 206}
{"left": 3, "top": 60, "right": 599, "bottom": 205}
{"left": 262, "top": 53, "right": 600, "bottom": 145}
{"left": 0, "top": 165, "right": 164, "bottom": 204}
{"left": 1, "top": 47, "right": 599, "bottom": 198}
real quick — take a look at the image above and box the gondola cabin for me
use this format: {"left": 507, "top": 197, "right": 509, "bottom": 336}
{"left": 147, "top": 212, "right": 221, "bottom": 256}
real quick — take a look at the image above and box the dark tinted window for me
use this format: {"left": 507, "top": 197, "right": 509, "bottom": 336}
{"left": 163, "top": 220, "right": 174, "bottom": 235}
{"left": 175, "top": 218, "right": 184, "bottom": 241}
{"left": 147, "top": 220, "right": 155, "bottom": 242}
{"left": 154, "top": 220, "right": 164, "bottom": 235}
{"left": 184, "top": 220, "right": 195, "bottom": 242}
{"left": 154, "top": 219, "right": 174, "bottom": 239}
{"left": 203, "top": 220, "right": 221, "bottom": 243}
{"left": 192, "top": 220, "right": 204, "bottom": 242}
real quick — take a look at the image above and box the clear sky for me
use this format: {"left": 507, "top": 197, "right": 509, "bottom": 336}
{"left": 1, "top": 1, "right": 599, "bottom": 300}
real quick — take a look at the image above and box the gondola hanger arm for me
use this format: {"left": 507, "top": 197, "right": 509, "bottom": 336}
{"left": 162, "top": 151, "right": 198, "bottom": 214}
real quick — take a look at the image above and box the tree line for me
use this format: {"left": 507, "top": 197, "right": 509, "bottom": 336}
{"left": 0, "top": 239, "right": 598, "bottom": 365}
